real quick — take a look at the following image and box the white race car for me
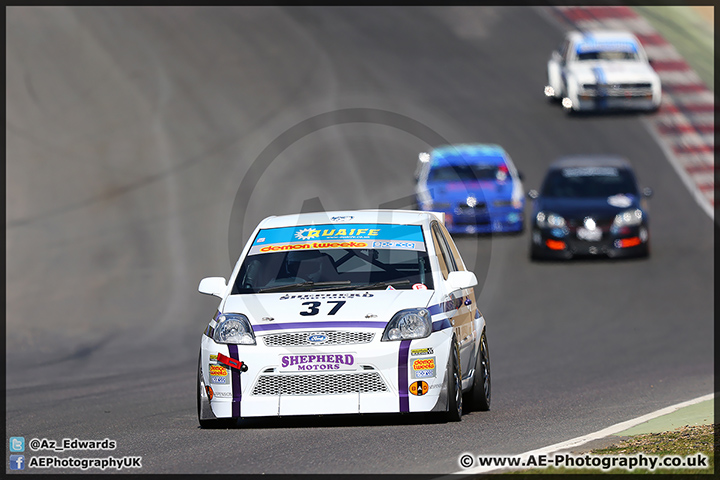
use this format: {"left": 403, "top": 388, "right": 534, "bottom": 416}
{"left": 545, "top": 30, "right": 662, "bottom": 113}
{"left": 197, "top": 210, "right": 491, "bottom": 427}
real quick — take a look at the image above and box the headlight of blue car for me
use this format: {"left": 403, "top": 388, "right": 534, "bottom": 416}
{"left": 382, "top": 308, "right": 432, "bottom": 341}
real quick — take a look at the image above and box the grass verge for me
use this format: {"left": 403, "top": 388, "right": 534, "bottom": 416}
{"left": 632, "top": 6, "right": 714, "bottom": 91}
{"left": 512, "top": 423, "right": 716, "bottom": 475}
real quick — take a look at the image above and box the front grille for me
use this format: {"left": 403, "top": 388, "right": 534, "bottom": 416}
{"left": 251, "top": 372, "right": 388, "bottom": 396}
{"left": 566, "top": 218, "right": 613, "bottom": 229}
{"left": 581, "top": 83, "right": 653, "bottom": 97}
{"left": 263, "top": 331, "right": 375, "bottom": 347}
{"left": 457, "top": 202, "right": 487, "bottom": 210}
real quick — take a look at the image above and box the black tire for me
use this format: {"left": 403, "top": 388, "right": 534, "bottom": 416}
{"left": 445, "top": 338, "right": 463, "bottom": 422}
{"left": 467, "top": 331, "right": 491, "bottom": 411}
{"left": 197, "top": 353, "right": 235, "bottom": 429}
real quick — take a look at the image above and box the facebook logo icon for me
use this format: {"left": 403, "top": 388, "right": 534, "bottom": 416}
{"left": 10, "top": 455, "right": 25, "bottom": 470}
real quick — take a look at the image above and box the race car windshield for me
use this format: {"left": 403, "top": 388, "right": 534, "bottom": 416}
{"left": 540, "top": 167, "right": 639, "bottom": 198}
{"left": 577, "top": 50, "right": 639, "bottom": 61}
{"left": 428, "top": 164, "right": 500, "bottom": 182}
{"left": 233, "top": 248, "right": 434, "bottom": 293}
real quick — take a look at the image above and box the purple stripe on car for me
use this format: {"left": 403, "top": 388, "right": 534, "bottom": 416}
{"left": 398, "top": 339, "right": 411, "bottom": 412}
{"left": 228, "top": 344, "right": 241, "bottom": 418}
{"left": 253, "top": 321, "right": 388, "bottom": 332}
{"left": 432, "top": 318, "right": 452, "bottom": 332}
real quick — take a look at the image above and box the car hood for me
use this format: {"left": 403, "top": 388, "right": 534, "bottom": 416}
{"left": 427, "top": 180, "right": 514, "bottom": 202}
{"left": 221, "top": 290, "right": 436, "bottom": 331}
{"left": 568, "top": 61, "right": 658, "bottom": 85}
{"left": 535, "top": 194, "right": 642, "bottom": 220}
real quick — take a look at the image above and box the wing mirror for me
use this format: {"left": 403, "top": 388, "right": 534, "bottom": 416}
{"left": 198, "top": 277, "right": 227, "bottom": 297}
{"left": 447, "top": 271, "right": 478, "bottom": 291}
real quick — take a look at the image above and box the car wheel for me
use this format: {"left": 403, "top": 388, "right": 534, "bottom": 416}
{"left": 467, "top": 331, "right": 491, "bottom": 411}
{"left": 445, "top": 338, "right": 463, "bottom": 422}
{"left": 197, "top": 353, "right": 235, "bottom": 429}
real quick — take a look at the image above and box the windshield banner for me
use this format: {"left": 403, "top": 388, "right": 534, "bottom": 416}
{"left": 248, "top": 224, "right": 425, "bottom": 255}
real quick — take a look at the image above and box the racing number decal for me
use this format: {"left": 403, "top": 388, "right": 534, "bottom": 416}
{"left": 300, "top": 300, "right": 346, "bottom": 316}
{"left": 300, "top": 301, "right": 321, "bottom": 316}
{"left": 327, "top": 300, "right": 345, "bottom": 315}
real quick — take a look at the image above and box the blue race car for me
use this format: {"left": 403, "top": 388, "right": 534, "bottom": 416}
{"left": 414, "top": 144, "right": 525, "bottom": 234}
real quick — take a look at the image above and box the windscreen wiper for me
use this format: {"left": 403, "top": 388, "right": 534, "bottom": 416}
{"left": 351, "top": 279, "right": 411, "bottom": 290}
{"left": 258, "top": 280, "right": 351, "bottom": 293}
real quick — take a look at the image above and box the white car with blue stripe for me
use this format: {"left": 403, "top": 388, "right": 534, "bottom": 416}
{"left": 197, "top": 210, "right": 491, "bottom": 427}
{"left": 545, "top": 30, "right": 662, "bottom": 113}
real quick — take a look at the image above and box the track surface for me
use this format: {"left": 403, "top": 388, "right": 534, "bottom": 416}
{"left": 6, "top": 6, "right": 713, "bottom": 474}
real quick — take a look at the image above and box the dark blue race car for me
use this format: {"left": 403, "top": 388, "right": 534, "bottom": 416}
{"left": 414, "top": 144, "right": 525, "bottom": 234}
{"left": 528, "top": 155, "right": 652, "bottom": 260}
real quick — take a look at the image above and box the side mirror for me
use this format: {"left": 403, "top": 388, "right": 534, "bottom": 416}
{"left": 198, "top": 277, "right": 227, "bottom": 298}
{"left": 447, "top": 271, "right": 478, "bottom": 291}
{"left": 527, "top": 189, "right": 539, "bottom": 199}
{"left": 642, "top": 187, "right": 653, "bottom": 198}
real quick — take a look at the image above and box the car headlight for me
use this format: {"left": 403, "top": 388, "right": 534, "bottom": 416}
{"left": 613, "top": 209, "right": 643, "bottom": 228}
{"left": 536, "top": 211, "right": 566, "bottom": 228}
{"left": 382, "top": 308, "right": 432, "bottom": 341}
{"left": 213, "top": 313, "right": 256, "bottom": 345}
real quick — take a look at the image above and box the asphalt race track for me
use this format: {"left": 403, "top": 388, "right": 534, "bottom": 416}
{"left": 6, "top": 6, "right": 714, "bottom": 474}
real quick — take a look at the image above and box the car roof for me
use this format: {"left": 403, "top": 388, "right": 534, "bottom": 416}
{"left": 256, "top": 209, "right": 443, "bottom": 229}
{"left": 567, "top": 29, "right": 640, "bottom": 44}
{"left": 430, "top": 143, "right": 507, "bottom": 167}
{"left": 549, "top": 155, "right": 633, "bottom": 170}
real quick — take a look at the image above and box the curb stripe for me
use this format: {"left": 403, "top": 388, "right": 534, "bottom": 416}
{"left": 663, "top": 103, "right": 714, "bottom": 114}
{"left": 650, "top": 60, "right": 692, "bottom": 71}
{"left": 672, "top": 145, "right": 714, "bottom": 155}
{"left": 685, "top": 164, "right": 715, "bottom": 174}
{"left": 662, "top": 83, "right": 710, "bottom": 94}
{"left": 634, "top": 33, "right": 668, "bottom": 45}
{"left": 656, "top": 124, "right": 715, "bottom": 135}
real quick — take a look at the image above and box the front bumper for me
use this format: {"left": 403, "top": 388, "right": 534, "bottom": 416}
{"left": 569, "top": 94, "right": 659, "bottom": 112}
{"left": 444, "top": 209, "right": 524, "bottom": 234}
{"left": 530, "top": 225, "right": 649, "bottom": 259}
{"left": 200, "top": 328, "right": 454, "bottom": 419}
